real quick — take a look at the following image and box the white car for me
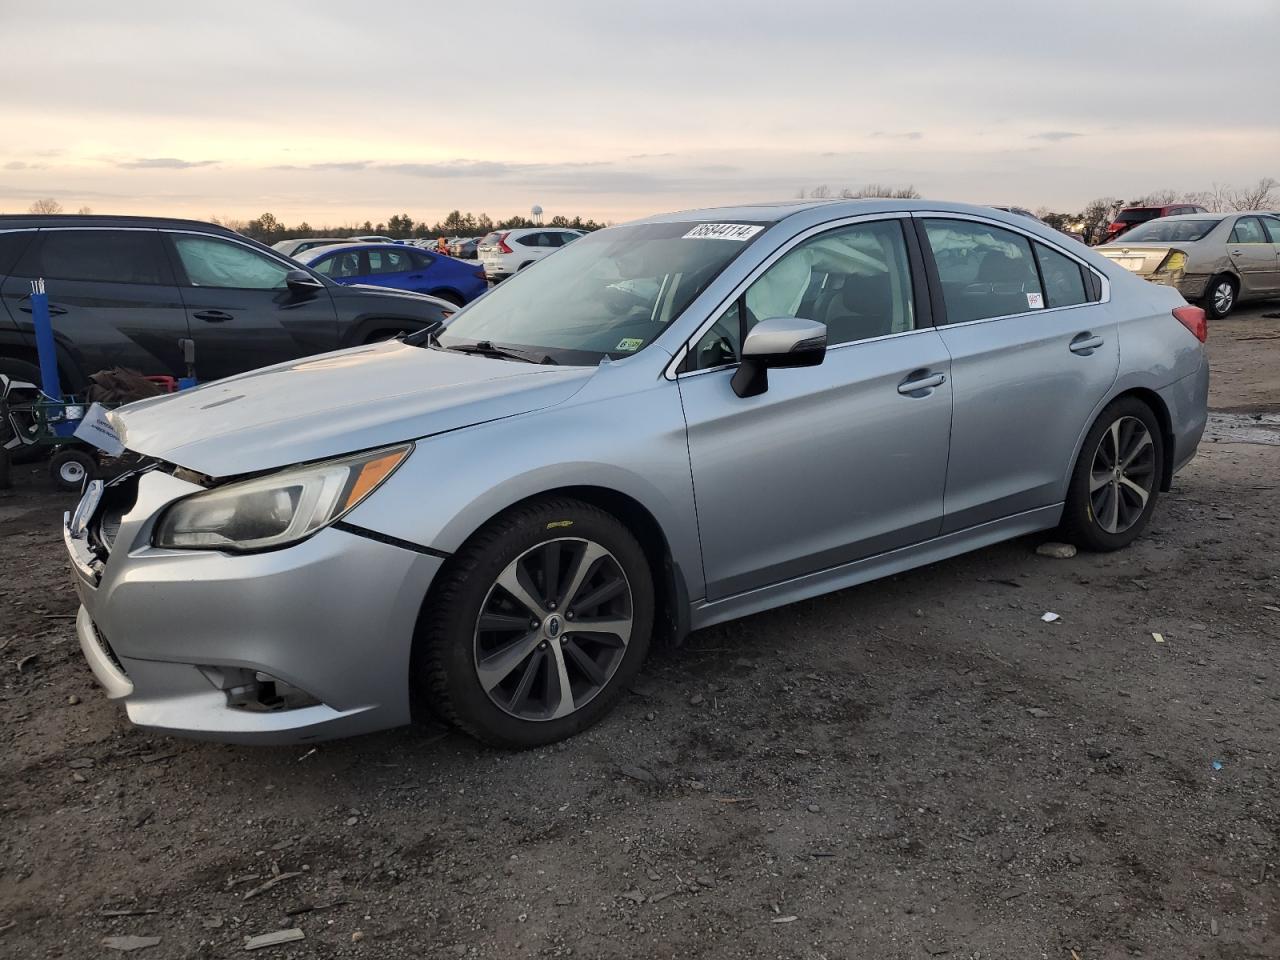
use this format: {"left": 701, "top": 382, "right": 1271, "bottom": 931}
{"left": 478, "top": 228, "right": 585, "bottom": 281}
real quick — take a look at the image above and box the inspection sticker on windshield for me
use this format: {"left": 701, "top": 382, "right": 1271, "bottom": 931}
{"left": 683, "top": 223, "right": 763, "bottom": 241}
{"left": 615, "top": 337, "right": 644, "bottom": 352}
{"left": 1026, "top": 292, "right": 1045, "bottom": 309}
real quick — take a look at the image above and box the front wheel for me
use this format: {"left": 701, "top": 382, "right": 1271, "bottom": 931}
{"left": 1058, "top": 398, "right": 1163, "bottom": 551}
{"left": 416, "top": 498, "right": 653, "bottom": 748}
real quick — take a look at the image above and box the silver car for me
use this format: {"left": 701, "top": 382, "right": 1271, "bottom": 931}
{"left": 64, "top": 200, "right": 1209, "bottom": 747}
{"left": 1096, "top": 212, "right": 1280, "bottom": 319}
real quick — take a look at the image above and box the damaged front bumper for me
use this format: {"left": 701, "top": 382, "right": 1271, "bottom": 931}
{"left": 65, "top": 467, "right": 442, "bottom": 744}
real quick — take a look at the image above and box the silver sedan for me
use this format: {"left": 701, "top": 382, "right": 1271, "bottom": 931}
{"left": 65, "top": 200, "right": 1208, "bottom": 747}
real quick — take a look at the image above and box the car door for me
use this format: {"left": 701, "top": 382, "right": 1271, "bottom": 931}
{"left": 0, "top": 227, "right": 190, "bottom": 382}
{"left": 1228, "top": 216, "right": 1276, "bottom": 295}
{"left": 917, "top": 215, "right": 1119, "bottom": 532}
{"left": 1261, "top": 216, "right": 1280, "bottom": 290}
{"left": 164, "top": 231, "right": 340, "bottom": 381}
{"left": 361, "top": 246, "right": 424, "bottom": 293}
{"left": 678, "top": 216, "right": 953, "bottom": 601}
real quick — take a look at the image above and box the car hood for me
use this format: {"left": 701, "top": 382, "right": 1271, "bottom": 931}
{"left": 111, "top": 341, "right": 594, "bottom": 478}
{"left": 339, "top": 284, "right": 454, "bottom": 307}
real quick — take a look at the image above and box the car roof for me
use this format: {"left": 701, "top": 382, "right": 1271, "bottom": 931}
{"left": 296, "top": 241, "right": 416, "bottom": 260}
{"left": 0, "top": 214, "right": 238, "bottom": 234}
{"left": 630, "top": 198, "right": 1046, "bottom": 226}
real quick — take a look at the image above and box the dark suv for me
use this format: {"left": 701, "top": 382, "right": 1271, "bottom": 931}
{"left": 0, "top": 216, "right": 452, "bottom": 390}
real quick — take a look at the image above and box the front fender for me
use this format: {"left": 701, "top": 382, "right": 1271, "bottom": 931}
{"left": 342, "top": 375, "right": 705, "bottom": 603}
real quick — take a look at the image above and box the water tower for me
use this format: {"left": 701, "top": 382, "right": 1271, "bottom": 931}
{"left": 531, "top": 204, "right": 543, "bottom": 225}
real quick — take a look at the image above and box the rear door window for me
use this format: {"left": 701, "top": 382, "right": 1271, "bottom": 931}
{"left": 922, "top": 219, "right": 1045, "bottom": 323}
{"left": 1230, "top": 217, "right": 1267, "bottom": 244}
{"left": 1033, "top": 242, "right": 1088, "bottom": 308}
{"left": 17, "top": 229, "right": 170, "bottom": 285}
{"left": 1261, "top": 217, "right": 1280, "bottom": 244}
{"left": 367, "top": 249, "right": 413, "bottom": 274}
{"left": 0, "top": 230, "right": 36, "bottom": 275}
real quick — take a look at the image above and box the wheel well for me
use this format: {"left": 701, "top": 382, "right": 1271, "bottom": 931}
{"left": 1112, "top": 387, "right": 1175, "bottom": 492}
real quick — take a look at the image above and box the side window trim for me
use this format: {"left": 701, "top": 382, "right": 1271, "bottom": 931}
{"left": 677, "top": 216, "right": 924, "bottom": 375}
{"left": 910, "top": 211, "right": 1108, "bottom": 326}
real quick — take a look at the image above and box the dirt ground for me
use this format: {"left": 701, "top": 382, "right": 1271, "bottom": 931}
{"left": 2, "top": 304, "right": 1278, "bottom": 960}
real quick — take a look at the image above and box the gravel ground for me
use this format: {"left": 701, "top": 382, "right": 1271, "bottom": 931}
{"left": 2, "top": 304, "right": 1278, "bottom": 959}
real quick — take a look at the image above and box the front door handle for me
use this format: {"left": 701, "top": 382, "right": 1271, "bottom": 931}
{"left": 193, "top": 310, "right": 233, "bottom": 323}
{"left": 1069, "top": 333, "right": 1104, "bottom": 354}
{"left": 897, "top": 371, "right": 946, "bottom": 395}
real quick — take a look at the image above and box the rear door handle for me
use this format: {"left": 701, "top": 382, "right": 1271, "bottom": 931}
{"left": 1069, "top": 333, "right": 1104, "bottom": 354}
{"left": 897, "top": 371, "right": 946, "bottom": 395}
{"left": 193, "top": 310, "right": 233, "bottom": 323}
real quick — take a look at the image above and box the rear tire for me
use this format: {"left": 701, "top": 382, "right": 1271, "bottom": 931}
{"left": 1202, "top": 274, "right": 1238, "bottom": 319}
{"left": 415, "top": 497, "right": 653, "bottom": 748}
{"left": 1058, "top": 397, "right": 1163, "bottom": 552}
{"left": 431, "top": 290, "right": 465, "bottom": 308}
{"left": 0, "top": 358, "right": 48, "bottom": 464}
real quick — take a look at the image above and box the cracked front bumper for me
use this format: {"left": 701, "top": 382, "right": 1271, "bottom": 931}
{"left": 66, "top": 469, "right": 442, "bottom": 744}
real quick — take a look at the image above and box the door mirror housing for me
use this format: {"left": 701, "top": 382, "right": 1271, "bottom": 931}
{"left": 730, "top": 317, "right": 827, "bottom": 398}
{"left": 285, "top": 269, "right": 325, "bottom": 294}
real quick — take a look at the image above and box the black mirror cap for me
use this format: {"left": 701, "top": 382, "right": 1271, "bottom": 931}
{"left": 286, "top": 269, "right": 325, "bottom": 292}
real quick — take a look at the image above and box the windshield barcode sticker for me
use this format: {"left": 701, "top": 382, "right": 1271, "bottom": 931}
{"left": 682, "top": 223, "right": 763, "bottom": 241}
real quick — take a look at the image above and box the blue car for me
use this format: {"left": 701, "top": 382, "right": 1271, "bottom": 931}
{"left": 297, "top": 242, "right": 488, "bottom": 306}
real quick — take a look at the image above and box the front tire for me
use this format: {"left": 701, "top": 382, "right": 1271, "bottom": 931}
{"left": 1202, "top": 274, "right": 1238, "bottom": 319}
{"left": 416, "top": 498, "right": 653, "bottom": 748}
{"left": 1058, "top": 397, "right": 1163, "bottom": 551}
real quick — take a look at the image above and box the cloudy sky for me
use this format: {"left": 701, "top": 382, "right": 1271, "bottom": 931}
{"left": 2, "top": 0, "right": 1275, "bottom": 226}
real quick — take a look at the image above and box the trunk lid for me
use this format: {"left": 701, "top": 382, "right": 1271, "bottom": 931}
{"left": 1096, "top": 244, "right": 1177, "bottom": 277}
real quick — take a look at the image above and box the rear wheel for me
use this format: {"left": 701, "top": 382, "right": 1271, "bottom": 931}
{"left": 431, "top": 290, "right": 465, "bottom": 308}
{"left": 416, "top": 498, "right": 653, "bottom": 748}
{"left": 1202, "top": 274, "right": 1238, "bottom": 319}
{"left": 1058, "top": 397, "right": 1163, "bottom": 551}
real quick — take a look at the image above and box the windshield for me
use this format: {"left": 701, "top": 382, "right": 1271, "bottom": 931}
{"left": 436, "top": 221, "right": 767, "bottom": 363}
{"left": 1121, "top": 219, "right": 1221, "bottom": 243}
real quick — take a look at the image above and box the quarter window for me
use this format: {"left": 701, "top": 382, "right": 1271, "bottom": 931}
{"left": 1033, "top": 242, "right": 1088, "bottom": 308}
{"left": 690, "top": 219, "right": 916, "bottom": 369}
{"left": 1229, "top": 217, "right": 1267, "bottom": 244}
{"left": 923, "top": 219, "right": 1045, "bottom": 323}
{"left": 172, "top": 235, "right": 290, "bottom": 289}
{"left": 1262, "top": 217, "right": 1280, "bottom": 244}
{"left": 17, "top": 230, "right": 169, "bottom": 285}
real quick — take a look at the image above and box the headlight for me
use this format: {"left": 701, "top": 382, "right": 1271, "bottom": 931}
{"left": 154, "top": 444, "right": 411, "bottom": 552}
{"left": 1155, "top": 250, "right": 1187, "bottom": 275}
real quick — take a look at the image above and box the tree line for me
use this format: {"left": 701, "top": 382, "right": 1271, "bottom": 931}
{"left": 221, "top": 210, "right": 610, "bottom": 243}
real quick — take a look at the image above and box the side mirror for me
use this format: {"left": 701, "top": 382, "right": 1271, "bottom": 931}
{"left": 730, "top": 317, "right": 827, "bottom": 398}
{"left": 286, "top": 269, "right": 325, "bottom": 294}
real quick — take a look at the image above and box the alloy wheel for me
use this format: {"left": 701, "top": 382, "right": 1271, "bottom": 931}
{"left": 473, "top": 537, "right": 633, "bottom": 721}
{"left": 1089, "top": 416, "right": 1156, "bottom": 534}
{"left": 1213, "top": 280, "right": 1234, "bottom": 315}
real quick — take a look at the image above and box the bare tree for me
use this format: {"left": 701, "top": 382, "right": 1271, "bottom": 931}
{"left": 75, "top": 206, "right": 92, "bottom": 215}
{"left": 1079, "top": 197, "right": 1120, "bottom": 245}
{"left": 807, "top": 184, "right": 833, "bottom": 199}
{"left": 28, "top": 197, "right": 62, "bottom": 214}
{"left": 1227, "top": 177, "right": 1278, "bottom": 211}
{"left": 1131, "top": 189, "right": 1180, "bottom": 206}
{"left": 841, "top": 183, "right": 921, "bottom": 199}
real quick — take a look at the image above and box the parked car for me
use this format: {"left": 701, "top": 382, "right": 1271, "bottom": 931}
{"left": 1096, "top": 212, "right": 1280, "bottom": 318}
{"left": 450, "top": 237, "right": 481, "bottom": 259}
{"left": 0, "top": 215, "right": 453, "bottom": 389}
{"left": 272, "top": 238, "right": 353, "bottom": 259}
{"left": 478, "top": 227, "right": 585, "bottom": 282}
{"left": 297, "top": 242, "right": 487, "bottom": 306}
{"left": 353, "top": 235, "right": 395, "bottom": 243}
{"left": 65, "top": 200, "right": 1207, "bottom": 748}
{"left": 1104, "top": 203, "right": 1208, "bottom": 243}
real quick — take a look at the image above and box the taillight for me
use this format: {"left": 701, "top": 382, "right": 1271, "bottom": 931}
{"left": 497, "top": 232, "right": 513, "bottom": 254}
{"left": 473, "top": 269, "right": 485, "bottom": 280}
{"left": 1173, "top": 305, "right": 1207, "bottom": 343}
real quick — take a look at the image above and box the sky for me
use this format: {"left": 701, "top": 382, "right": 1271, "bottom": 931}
{"left": 1, "top": 0, "right": 1276, "bottom": 226}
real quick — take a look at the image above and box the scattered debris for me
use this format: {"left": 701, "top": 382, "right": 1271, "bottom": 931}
{"left": 284, "top": 900, "right": 349, "bottom": 917}
{"left": 770, "top": 915, "right": 798, "bottom": 923}
{"left": 242, "top": 870, "right": 303, "bottom": 901}
{"left": 807, "top": 803, "right": 821, "bottom": 813}
{"left": 1211, "top": 918, "right": 1220, "bottom": 936}
{"left": 620, "top": 765, "right": 656, "bottom": 784}
{"left": 67, "top": 694, "right": 80, "bottom": 705}
{"left": 297, "top": 748, "right": 317, "bottom": 762}
{"left": 925, "top": 945, "right": 950, "bottom": 957}
{"left": 688, "top": 692, "right": 704, "bottom": 706}
{"left": 100, "top": 908, "right": 159, "bottom": 918}
{"left": 620, "top": 889, "right": 646, "bottom": 904}
{"left": 244, "top": 929, "right": 305, "bottom": 950}
{"left": 1036, "top": 542, "right": 1077, "bottom": 559}
{"left": 102, "top": 935, "right": 161, "bottom": 952}
{"left": 16, "top": 653, "right": 38, "bottom": 672}
{"left": 1001, "top": 886, "right": 1029, "bottom": 900}
{"left": 1212, "top": 760, "right": 1224, "bottom": 771}
{"left": 1026, "top": 707, "right": 1052, "bottom": 719}
{"left": 68, "top": 758, "right": 94, "bottom": 769}
{"left": 140, "top": 752, "right": 177, "bottom": 764}
{"left": 1152, "top": 632, "right": 1165, "bottom": 643}
{"left": 1041, "top": 612, "right": 1060, "bottom": 623}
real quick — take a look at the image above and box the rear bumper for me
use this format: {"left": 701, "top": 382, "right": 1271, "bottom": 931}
{"left": 1147, "top": 273, "right": 1210, "bottom": 300}
{"left": 67, "top": 470, "right": 443, "bottom": 744}
{"left": 1158, "top": 356, "right": 1210, "bottom": 478}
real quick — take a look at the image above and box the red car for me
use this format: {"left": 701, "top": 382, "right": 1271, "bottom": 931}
{"left": 1104, "top": 203, "right": 1207, "bottom": 242}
